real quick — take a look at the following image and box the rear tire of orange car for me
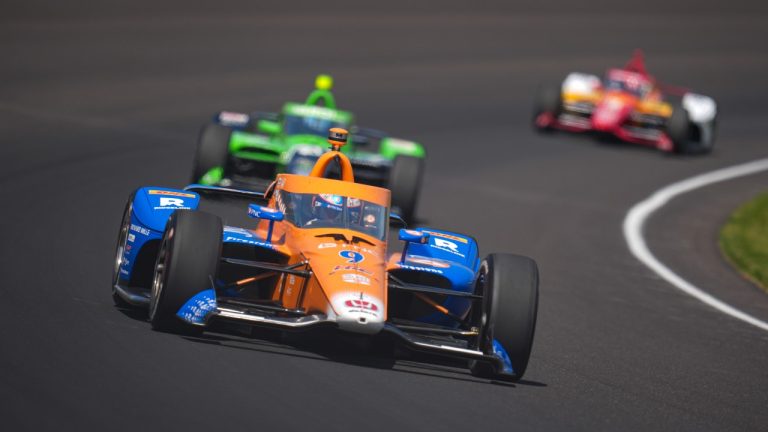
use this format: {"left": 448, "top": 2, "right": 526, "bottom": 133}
{"left": 532, "top": 84, "right": 562, "bottom": 132}
{"left": 469, "top": 253, "right": 539, "bottom": 382}
{"left": 191, "top": 123, "right": 231, "bottom": 184}
{"left": 148, "top": 210, "right": 222, "bottom": 334}
{"left": 389, "top": 155, "right": 424, "bottom": 222}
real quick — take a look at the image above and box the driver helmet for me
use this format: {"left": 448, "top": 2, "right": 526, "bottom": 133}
{"left": 312, "top": 194, "right": 344, "bottom": 220}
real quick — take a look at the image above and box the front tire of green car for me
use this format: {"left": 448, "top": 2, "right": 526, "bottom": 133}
{"left": 191, "top": 123, "right": 231, "bottom": 184}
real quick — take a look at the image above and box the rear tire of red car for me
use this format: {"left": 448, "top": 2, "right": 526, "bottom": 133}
{"left": 470, "top": 253, "right": 539, "bottom": 382}
{"left": 191, "top": 123, "right": 231, "bottom": 184}
{"left": 148, "top": 210, "right": 222, "bottom": 334}
{"left": 389, "top": 155, "right": 424, "bottom": 222}
{"left": 532, "top": 84, "right": 562, "bottom": 132}
{"left": 668, "top": 104, "right": 714, "bottom": 155}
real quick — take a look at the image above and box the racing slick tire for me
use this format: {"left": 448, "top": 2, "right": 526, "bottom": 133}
{"left": 388, "top": 155, "right": 424, "bottom": 222}
{"left": 470, "top": 253, "right": 539, "bottom": 382}
{"left": 191, "top": 123, "right": 231, "bottom": 183}
{"left": 148, "top": 210, "right": 222, "bottom": 333}
{"left": 532, "top": 84, "right": 562, "bottom": 132}
{"left": 668, "top": 104, "right": 715, "bottom": 155}
{"left": 111, "top": 191, "right": 136, "bottom": 308}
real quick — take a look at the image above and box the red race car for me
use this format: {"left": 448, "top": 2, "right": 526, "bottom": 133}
{"left": 533, "top": 50, "right": 717, "bottom": 154}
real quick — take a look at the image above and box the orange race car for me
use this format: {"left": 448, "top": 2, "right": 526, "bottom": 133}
{"left": 111, "top": 128, "right": 539, "bottom": 381}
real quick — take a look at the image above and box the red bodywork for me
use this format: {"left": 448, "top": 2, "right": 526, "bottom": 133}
{"left": 536, "top": 50, "right": 675, "bottom": 152}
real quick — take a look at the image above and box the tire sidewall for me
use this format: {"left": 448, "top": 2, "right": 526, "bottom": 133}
{"left": 192, "top": 123, "right": 232, "bottom": 183}
{"left": 149, "top": 210, "right": 222, "bottom": 331}
{"left": 471, "top": 253, "right": 539, "bottom": 380}
{"left": 388, "top": 155, "right": 424, "bottom": 221}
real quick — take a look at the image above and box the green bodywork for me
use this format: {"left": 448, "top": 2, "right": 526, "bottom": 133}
{"left": 199, "top": 76, "right": 425, "bottom": 184}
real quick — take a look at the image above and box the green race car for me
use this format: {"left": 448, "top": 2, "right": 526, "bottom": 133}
{"left": 191, "top": 75, "right": 426, "bottom": 220}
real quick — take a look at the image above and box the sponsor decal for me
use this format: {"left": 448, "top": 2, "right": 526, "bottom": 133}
{"left": 408, "top": 256, "right": 450, "bottom": 269}
{"left": 125, "top": 244, "right": 132, "bottom": 251}
{"left": 431, "top": 238, "right": 466, "bottom": 257}
{"left": 130, "top": 224, "right": 150, "bottom": 235}
{"left": 333, "top": 292, "right": 383, "bottom": 318}
{"left": 344, "top": 298, "right": 378, "bottom": 312}
{"left": 119, "top": 268, "right": 129, "bottom": 276}
{"left": 148, "top": 190, "right": 196, "bottom": 198}
{"left": 218, "top": 111, "right": 249, "bottom": 126}
{"left": 153, "top": 197, "right": 189, "bottom": 211}
{"left": 396, "top": 263, "right": 444, "bottom": 274}
{"left": 318, "top": 242, "right": 337, "bottom": 249}
{"left": 330, "top": 265, "right": 373, "bottom": 276}
{"left": 127, "top": 233, "right": 135, "bottom": 243}
{"left": 345, "top": 244, "right": 380, "bottom": 258}
{"left": 339, "top": 250, "right": 364, "bottom": 264}
{"left": 423, "top": 230, "right": 468, "bottom": 244}
{"left": 404, "top": 229, "right": 422, "bottom": 236}
{"left": 341, "top": 274, "right": 370, "bottom": 285}
{"left": 224, "top": 236, "right": 274, "bottom": 248}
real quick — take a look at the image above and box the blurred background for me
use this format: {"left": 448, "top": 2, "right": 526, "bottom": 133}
{"left": 2, "top": 1, "right": 768, "bottom": 430}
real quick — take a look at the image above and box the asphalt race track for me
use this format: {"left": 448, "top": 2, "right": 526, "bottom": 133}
{"left": 2, "top": 1, "right": 768, "bottom": 430}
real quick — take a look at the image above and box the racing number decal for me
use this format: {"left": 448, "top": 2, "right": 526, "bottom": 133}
{"left": 339, "top": 250, "right": 364, "bottom": 264}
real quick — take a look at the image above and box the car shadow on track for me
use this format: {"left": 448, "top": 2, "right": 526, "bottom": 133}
{"left": 114, "top": 303, "right": 547, "bottom": 388}
{"left": 176, "top": 324, "right": 548, "bottom": 388}
{"left": 535, "top": 129, "right": 682, "bottom": 157}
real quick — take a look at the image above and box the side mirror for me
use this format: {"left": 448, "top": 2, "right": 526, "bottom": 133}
{"left": 398, "top": 229, "right": 429, "bottom": 263}
{"left": 399, "top": 228, "right": 428, "bottom": 243}
{"left": 258, "top": 119, "right": 282, "bottom": 135}
{"left": 248, "top": 204, "right": 284, "bottom": 243}
{"left": 389, "top": 213, "right": 407, "bottom": 228}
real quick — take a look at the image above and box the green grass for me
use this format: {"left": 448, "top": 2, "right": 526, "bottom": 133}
{"left": 720, "top": 192, "right": 768, "bottom": 292}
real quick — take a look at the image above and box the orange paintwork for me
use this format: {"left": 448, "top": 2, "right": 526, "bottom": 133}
{"left": 565, "top": 87, "right": 673, "bottom": 118}
{"left": 250, "top": 150, "right": 392, "bottom": 327}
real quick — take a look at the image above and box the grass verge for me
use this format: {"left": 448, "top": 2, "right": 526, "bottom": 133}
{"left": 720, "top": 192, "right": 768, "bottom": 292}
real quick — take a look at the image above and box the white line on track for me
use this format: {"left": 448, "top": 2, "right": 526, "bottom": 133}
{"left": 623, "top": 158, "right": 768, "bottom": 332}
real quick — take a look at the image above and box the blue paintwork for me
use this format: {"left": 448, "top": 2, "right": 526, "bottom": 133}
{"left": 402, "top": 227, "right": 479, "bottom": 271}
{"left": 248, "top": 204, "right": 284, "bottom": 221}
{"left": 492, "top": 339, "right": 515, "bottom": 375}
{"left": 176, "top": 288, "right": 218, "bottom": 325}
{"left": 132, "top": 187, "right": 200, "bottom": 232}
{"left": 399, "top": 228, "right": 429, "bottom": 243}
{"left": 118, "top": 188, "right": 200, "bottom": 282}
{"left": 395, "top": 227, "right": 482, "bottom": 327}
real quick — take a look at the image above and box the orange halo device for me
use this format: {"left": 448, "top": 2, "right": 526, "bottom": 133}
{"left": 328, "top": 127, "right": 348, "bottom": 150}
